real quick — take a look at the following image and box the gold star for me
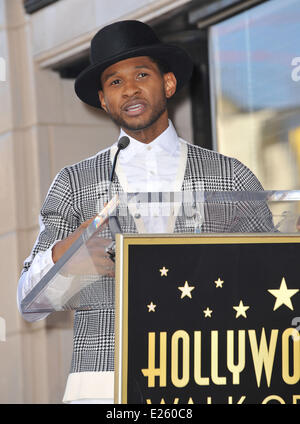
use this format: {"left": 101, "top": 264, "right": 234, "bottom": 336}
{"left": 233, "top": 300, "right": 249, "bottom": 318}
{"left": 178, "top": 281, "right": 195, "bottom": 299}
{"left": 214, "top": 277, "right": 224, "bottom": 288}
{"left": 159, "top": 266, "right": 169, "bottom": 277}
{"left": 147, "top": 302, "right": 156, "bottom": 312}
{"left": 268, "top": 277, "right": 299, "bottom": 311}
{"left": 203, "top": 307, "right": 213, "bottom": 318}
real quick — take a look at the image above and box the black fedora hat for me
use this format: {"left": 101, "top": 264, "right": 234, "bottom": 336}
{"left": 74, "top": 20, "right": 194, "bottom": 108}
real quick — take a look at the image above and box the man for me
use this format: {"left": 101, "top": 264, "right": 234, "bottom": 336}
{"left": 17, "top": 20, "right": 274, "bottom": 403}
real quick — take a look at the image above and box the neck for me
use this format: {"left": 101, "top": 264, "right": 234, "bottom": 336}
{"left": 122, "top": 112, "right": 169, "bottom": 144}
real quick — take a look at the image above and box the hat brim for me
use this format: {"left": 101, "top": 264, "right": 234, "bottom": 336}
{"left": 74, "top": 44, "right": 193, "bottom": 109}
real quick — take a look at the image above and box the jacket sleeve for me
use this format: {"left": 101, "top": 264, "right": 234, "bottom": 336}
{"left": 17, "top": 167, "right": 80, "bottom": 321}
{"left": 232, "top": 158, "right": 276, "bottom": 233}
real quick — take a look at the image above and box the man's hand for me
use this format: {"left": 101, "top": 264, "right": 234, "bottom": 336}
{"left": 52, "top": 216, "right": 96, "bottom": 263}
{"left": 52, "top": 216, "right": 115, "bottom": 277}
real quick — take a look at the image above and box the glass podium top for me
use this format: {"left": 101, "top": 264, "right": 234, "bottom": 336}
{"left": 20, "top": 190, "right": 300, "bottom": 314}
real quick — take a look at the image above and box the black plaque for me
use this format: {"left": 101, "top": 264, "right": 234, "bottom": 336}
{"left": 115, "top": 234, "right": 300, "bottom": 404}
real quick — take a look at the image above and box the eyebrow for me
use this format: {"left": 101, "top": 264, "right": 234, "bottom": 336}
{"left": 102, "top": 72, "right": 117, "bottom": 83}
{"left": 102, "top": 64, "right": 153, "bottom": 83}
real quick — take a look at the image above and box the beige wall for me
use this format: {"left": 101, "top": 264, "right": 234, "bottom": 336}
{"left": 0, "top": 0, "right": 193, "bottom": 403}
{"left": 216, "top": 98, "right": 300, "bottom": 191}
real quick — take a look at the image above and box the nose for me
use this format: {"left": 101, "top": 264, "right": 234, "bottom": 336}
{"left": 122, "top": 79, "right": 141, "bottom": 98}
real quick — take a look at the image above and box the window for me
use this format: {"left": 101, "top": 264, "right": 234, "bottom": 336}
{"left": 209, "top": 0, "right": 300, "bottom": 190}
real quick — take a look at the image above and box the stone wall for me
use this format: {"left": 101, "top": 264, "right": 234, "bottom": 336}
{"left": 0, "top": 0, "right": 192, "bottom": 403}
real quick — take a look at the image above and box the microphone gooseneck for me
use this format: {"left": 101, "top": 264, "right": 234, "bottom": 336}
{"left": 106, "top": 136, "right": 130, "bottom": 262}
{"left": 109, "top": 136, "right": 130, "bottom": 182}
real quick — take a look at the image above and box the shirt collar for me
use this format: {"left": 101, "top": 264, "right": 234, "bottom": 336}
{"left": 114, "top": 120, "right": 180, "bottom": 163}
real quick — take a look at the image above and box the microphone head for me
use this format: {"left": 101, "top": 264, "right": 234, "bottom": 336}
{"left": 117, "top": 136, "right": 130, "bottom": 150}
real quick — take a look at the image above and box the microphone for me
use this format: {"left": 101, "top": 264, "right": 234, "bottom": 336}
{"left": 118, "top": 135, "right": 130, "bottom": 150}
{"left": 109, "top": 136, "right": 130, "bottom": 182}
{"left": 106, "top": 136, "right": 130, "bottom": 261}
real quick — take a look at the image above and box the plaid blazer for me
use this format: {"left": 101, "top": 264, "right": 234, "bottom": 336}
{"left": 21, "top": 141, "right": 274, "bottom": 373}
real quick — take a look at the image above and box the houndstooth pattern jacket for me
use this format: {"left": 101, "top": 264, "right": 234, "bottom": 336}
{"left": 21, "top": 140, "right": 274, "bottom": 373}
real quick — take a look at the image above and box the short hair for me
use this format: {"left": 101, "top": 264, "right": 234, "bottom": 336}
{"left": 99, "top": 56, "right": 170, "bottom": 90}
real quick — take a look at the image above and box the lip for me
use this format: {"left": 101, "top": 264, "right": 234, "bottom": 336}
{"left": 122, "top": 99, "right": 147, "bottom": 117}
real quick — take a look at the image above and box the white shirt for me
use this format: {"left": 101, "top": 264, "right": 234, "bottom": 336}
{"left": 115, "top": 120, "right": 184, "bottom": 233}
{"left": 118, "top": 121, "right": 180, "bottom": 194}
{"left": 17, "top": 120, "right": 188, "bottom": 402}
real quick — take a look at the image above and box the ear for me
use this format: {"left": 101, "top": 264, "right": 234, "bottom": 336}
{"left": 163, "top": 72, "right": 177, "bottom": 99}
{"left": 98, "top": 90, "right": 108, "bottom": 112}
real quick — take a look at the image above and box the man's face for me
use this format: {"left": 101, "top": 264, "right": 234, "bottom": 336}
{"left": 98, "top": 56, "right": 176, "bottom": 134}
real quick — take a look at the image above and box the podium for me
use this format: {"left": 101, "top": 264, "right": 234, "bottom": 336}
{"left": 20, "top": 191, "right": 300, "bottom": 404}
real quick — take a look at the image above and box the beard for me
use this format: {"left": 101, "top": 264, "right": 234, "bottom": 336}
{"left": 107, "top": 93, "right": 167, "bottom": 133}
